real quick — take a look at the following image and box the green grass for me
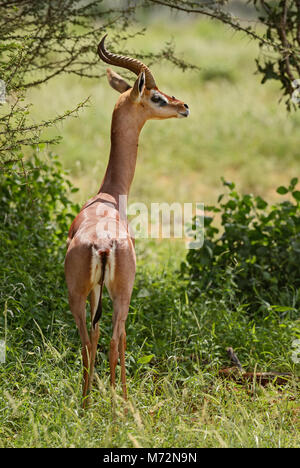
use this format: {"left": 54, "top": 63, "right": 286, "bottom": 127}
{"left": 1, "top": 263, "right": 299, "bottom": 448}
{"left": 2, "top": 367, "right": 299, "bottom": 447}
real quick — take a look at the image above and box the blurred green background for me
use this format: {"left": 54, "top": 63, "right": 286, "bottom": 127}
{"left": 27, "top": 17, "right": 300, "bottom": 212}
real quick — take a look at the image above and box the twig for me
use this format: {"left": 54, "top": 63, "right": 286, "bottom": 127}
{"left": 226, "top": 346, "right": 245, "bottom": 373}
{"left": 220, "top": 347, "right": 293, "bottom": 387}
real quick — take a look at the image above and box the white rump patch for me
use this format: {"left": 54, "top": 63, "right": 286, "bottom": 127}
{"left": 90, "top": 247, "right": 102, "bottom": 286}
{"left": 106, "top": 242, "right": 116, "bottom": 287}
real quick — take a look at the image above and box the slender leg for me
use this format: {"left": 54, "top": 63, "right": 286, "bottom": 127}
{"left": 109, "top": 337, "right": 118, "bottom": 389}
{"left": 109, "top": 301, "right": 129, "bottom": 400}
{"left": 109, "top": 336, "right": 118, "bottom": 418}
{"left": 69, "top": 295, "right": 91, "bottom": 407}
{"left": 89, "top": 285, "right": 100, "bottom": 394}
{"left": 82, "top": 343, "right": 92, "bottom": 407}
{"left": 119, "top": 332, "right": 127, "bottom": 402}
{"left": 69, "top": 293, "right": 91, "bottom": 408}
{"left": 107, "top": 245, "right": 136, "bottom": 411}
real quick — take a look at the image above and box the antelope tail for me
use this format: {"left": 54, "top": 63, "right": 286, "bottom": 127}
{"left": 92, "top": 250, "right": 108, "bottom": 328}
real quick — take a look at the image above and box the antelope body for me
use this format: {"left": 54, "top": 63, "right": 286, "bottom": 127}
{"left": 64, "top": 35, "right": 189, "bottom": 407}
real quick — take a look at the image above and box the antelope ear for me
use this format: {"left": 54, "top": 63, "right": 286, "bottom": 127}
{"left": 106, "top": 68, "right": 131, "bottom": 93}
{"left": 130, "top": 70, "right": 145, "bottom": 103}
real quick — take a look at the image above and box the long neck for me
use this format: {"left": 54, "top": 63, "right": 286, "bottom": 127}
{"left": 99, "top": 97, "right": 146, "bottom": 199}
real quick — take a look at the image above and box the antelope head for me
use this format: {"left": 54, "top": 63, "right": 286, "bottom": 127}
{"left": 98, "top": 35, "right": 190, "bottom": 121}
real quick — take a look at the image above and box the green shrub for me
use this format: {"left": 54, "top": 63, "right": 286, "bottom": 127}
{"left": 0, "top": 153, "right": 79, "bottom": 348}
{"left": 183, "top": 178, "right": 300, "bottom": 313}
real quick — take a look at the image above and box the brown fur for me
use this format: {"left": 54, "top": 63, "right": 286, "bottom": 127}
{"left": 65, "top": 68, "right": 189, "bottom": 408}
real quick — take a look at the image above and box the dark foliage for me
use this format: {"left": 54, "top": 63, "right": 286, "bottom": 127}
{"left": 0, "top": 152, "right": 79, "bottom": 345}
{"left": 183, "top": 178, "right": 300, "bottom": 313}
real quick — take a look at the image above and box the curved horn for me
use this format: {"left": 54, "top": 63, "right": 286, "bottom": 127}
{"left": 97, "top": 34, "right": 157, "bottom": 89}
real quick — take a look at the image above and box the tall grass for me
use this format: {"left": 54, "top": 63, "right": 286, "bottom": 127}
{"left": 1, "top": 266, "right": 299, "bottom": 447}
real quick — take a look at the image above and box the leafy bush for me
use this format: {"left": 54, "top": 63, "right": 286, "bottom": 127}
{"left": 183, "top": 178, "right": 300, "bottom": 313}
{"left": 0, "top": 152, "right": 79, "bottom": 348}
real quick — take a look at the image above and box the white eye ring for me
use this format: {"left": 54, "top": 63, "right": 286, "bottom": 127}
{"left": 151, "top": 93, "right": 168, "bottom": 106}
{"left": 151, "top": 94, "right": 161, "bottom": 103}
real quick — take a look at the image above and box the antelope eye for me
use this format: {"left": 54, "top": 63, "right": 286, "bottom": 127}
{"left": 151, "top": 94, "right": 168, "bottom": 106}
{"left": 151, "top": 94, "right": 161, "bottom": 103}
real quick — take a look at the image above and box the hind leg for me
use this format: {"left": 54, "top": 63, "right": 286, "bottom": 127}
{"left": 108, "top": 256, "right": 135, "bottom": 403}
{"left": 68, "top": 292, "right": 91, "bottom": 408}
{"left": 88, "top": 285, "right": 100, "bottom": 394}
{"left": 109, "top": 300, "right": 128, "bottom": 391}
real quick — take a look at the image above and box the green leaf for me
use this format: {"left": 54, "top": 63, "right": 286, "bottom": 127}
{"left": 289, "top": 178, "right": 298, "bottom": 190}
{"left": 221, "top": 177, "right": 235, "bottom": 190}
{"left": 255, "top": 196, "right": 268, "bottom": 210}
{"left": 276, "top": 186, "right": 288, "bottom": 195}
{"left": 137, "top": 354, "right": 155, "bottom": 365}
{"left": 226, "top": 200, "right": 236, "bottom": 210}
{"left": 292, "top": 190, "right": 300, "bottom": 201}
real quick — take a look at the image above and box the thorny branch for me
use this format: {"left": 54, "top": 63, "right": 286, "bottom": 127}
{"left": 148, "top": 0, "right": 300, "bottom": 109}
{"left": 1, "top": 0, "right": 300, "bottom": 170}
{"left": 0, "top": 0, "right": 197, "bottom": 169}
